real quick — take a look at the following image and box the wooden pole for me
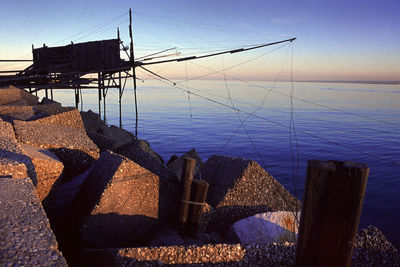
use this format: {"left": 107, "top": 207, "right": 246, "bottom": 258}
{"left": 97, "top": 72, "right": 102, "bottom": 117}
{"left": 295, "top": 160, "right": 369, "bottom": 267}
{"left": 178, "top": 157, "right": 196, "bottom": 231}
{"left": 129, "top": 8, "right": 139, "bottom": 137}
{"left": 187, "top": 179, "right": 209, "bottom": 237}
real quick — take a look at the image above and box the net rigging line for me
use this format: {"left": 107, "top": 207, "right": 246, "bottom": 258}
{"left": 178, "top": 52, "right": 400, "bottom": 128}
{"left": 137, "top": 68, "right": 400, "bottom": 168}
{"left": 288, "top": 43, "right": 300, "bottom": 209}
{"left": 218, "top": 56, "right": 301, "bottom": 218}
{"left": 217, "top": 43, "right": 292, "bottom": 155}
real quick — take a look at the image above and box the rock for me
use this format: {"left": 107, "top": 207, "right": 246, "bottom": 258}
{"left": 0, "top": 178, "right": 67, "bottom": 266}
{"left": 13, "top": 120, "right": 99, "bottom": 180}
{"left": 352, "top": 226, "right": 400, "bottom": 267}
{"left": 71, "top": 151, "right": 161, "bottom": 248}
{"left": 0, "top": 86, "right": 39, "bottom": 105}
{"left": 0, "top": 105, "right": 35, "bottom": 121}
{"left": 86, "top": 131, "right": 117, "bottom": 151}
{"left": 32, "top": 108, "right": 85, "bottom": 129}
{"left": 80, "top": 109, "right": 107, "bottom": 133}
{"left": 199, "top": 155, "right": 301, "bottom": 233}
{"left": 167, "top": 148, "right": 204, "bottom": 181}
{"left": 227, "top": 211, "right": 300, "bottom": 244}
{"left": 97, "top": 124, "right": 136, "bottom": 150}
{"left": 19, "top": 144, "right": 64, "bottom": 202}
{"left": 0, "top": 119, "right": 36, "bottom": 183}
{"left": 40, "top": 97, "right": 61, "bottom": 105}
{"left": 33, "top": 103, "right": 75, "bottom": 117}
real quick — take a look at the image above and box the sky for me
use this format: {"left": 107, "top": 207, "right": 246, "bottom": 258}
{"left": 0, "top": 0, "right": 399, "bottom": 82}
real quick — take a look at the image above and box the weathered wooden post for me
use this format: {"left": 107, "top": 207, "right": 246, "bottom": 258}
{"left": 295, "top": 160, "right": 369, "bottom": 267}
{"left": 178, "top": 157, "right": 196, "bottom": 231}
{"left": 187, "top": 179, "right": 209, "bottom": 236}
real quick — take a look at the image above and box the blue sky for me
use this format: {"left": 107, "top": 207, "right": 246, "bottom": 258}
{"left": 1, "top": 0, "right": 399, "bottom": 81}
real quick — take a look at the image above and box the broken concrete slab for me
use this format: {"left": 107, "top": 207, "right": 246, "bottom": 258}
{"left": 227, "top": 211, "right": 300, "bottom": 244}
{"left": 71, "top": 151, "right": 160, "bottom": 248}
{"left": 0, "top": 86, "right": 39, "bottom": 105}
{"left": 13, "top": 120, "right": 99, "bottom": 180}
{"left": 19, "top": 144, "right": 64, "bottom": 202}
{"left": 33, "top": 108, "right": 85, "bottom": 130}
{"left": 0, "top": 119, "right": 36, "bottom": 183}
{"left": 0, "top": 178, "right": 67, "bottom": 266}
{"left": 199, "top": 155, "right": 301, "bottom": 233}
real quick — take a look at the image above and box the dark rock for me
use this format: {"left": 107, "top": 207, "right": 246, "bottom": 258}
{"left": 352, "top": 225, "right": 400, "bottom": 266}
{"left": 40, "top": 97, "right": 61, "bottom": 105}
{"left": 80, "top": 109, "right": 106, "bottom": 133}
{"left": 0, "top": 178, "right": 67, "bottom": 266}
{"left": 71, "top": 151, "right": 161, "bottom": 248}
{"left": 167, "top": 148, "right": 204, "bottom": 181}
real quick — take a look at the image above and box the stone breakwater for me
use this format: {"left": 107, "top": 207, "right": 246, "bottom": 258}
{"left": 0, "top": 85, "right": 399, "bottom": 266}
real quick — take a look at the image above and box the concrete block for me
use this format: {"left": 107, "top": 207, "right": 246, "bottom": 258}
{"left": 72, "top": 151, "right": 160, "bottom": 247}
{"left": 0, "top": 86, "right": 39, "bottom": 105}
{"left": 0, "top": 178, "right": 67, "bottom": 266}
{"left": 199, "top": 155, "right": 301, "bottom": 233}
{"left": 0, "top": 119, "right": 36, "bottom": 182}
{"left": 33, "top": 108, "right": 85, "bottom": 130}
{"left": 20, "top": 144, "right": 64, "bottom": 201}
{"left": 13, "top": 120, "right": 99, "bottom": 180}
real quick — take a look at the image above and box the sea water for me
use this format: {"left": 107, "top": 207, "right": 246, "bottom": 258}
{"left": 47, "top": 80, "right": 400, "bottom": 247}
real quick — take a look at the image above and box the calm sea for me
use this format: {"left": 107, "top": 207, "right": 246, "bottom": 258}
{"left": 45, "top": 80, "right": 400, "bottom": 247}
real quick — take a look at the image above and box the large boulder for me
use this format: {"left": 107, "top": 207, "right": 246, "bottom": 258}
{"left": 226, "top": 211, "right": 300, "bottom": 244}
{"left": 13, "top": 120, "right": 99, "bottom": 180}
{"left": 0, "top": 86, "right": 39, "bottom": 105}
{"left": 0, "top": 178, "right": 67, "bottom": 266}
{"left": 19, "top": 144, "right": 64, "bottom": 202}
{"left": 0, "top": 119, "right": 36, "bottom": 183}
{"left": 71, "top": 151, "right": 161, "bottom": 248}
{"left": 199, "top": 155, "right": 301, "bottom": 233}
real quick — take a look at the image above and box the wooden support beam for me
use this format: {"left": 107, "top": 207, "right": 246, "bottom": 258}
{"left": 295, "top": 160, "right": 369, "bottom": 267}
{"left": 187, "top": 179, "right": 209, "bottom": 237}
{"left": 178, "top": 157, "right": 196, "bottom": 232}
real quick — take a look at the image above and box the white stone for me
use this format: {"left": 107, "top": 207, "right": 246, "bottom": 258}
{"left": 229, "top": 211, "right": 300, "bottom": 243}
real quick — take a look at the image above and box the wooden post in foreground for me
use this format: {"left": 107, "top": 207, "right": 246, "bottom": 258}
{"left": 178, "top": 157, "right": 196, "bottom": 231}
{"left": 295, "top": 160, "right": 369, "bottom": 267}
{"left": 187, "top": 179, "right": 209, "bottom": 237}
